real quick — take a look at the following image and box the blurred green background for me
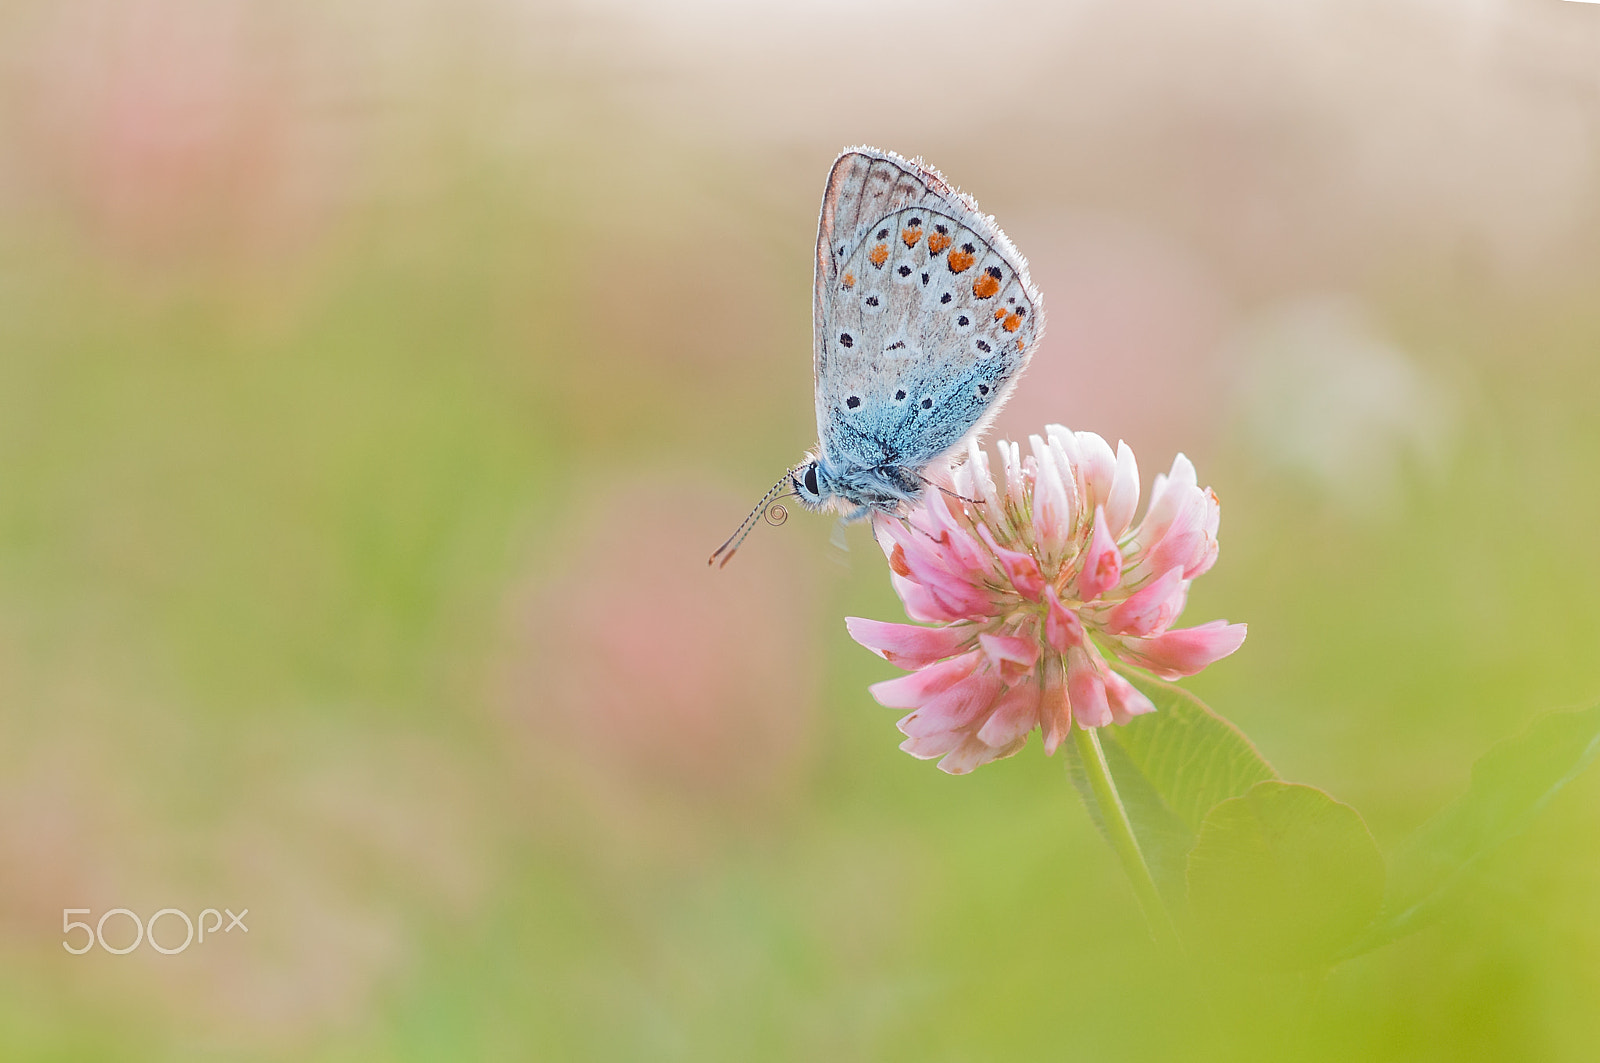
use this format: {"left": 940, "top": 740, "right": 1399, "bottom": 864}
{"left": 2, "top": 0, "right": 1599, "bottom": 1059}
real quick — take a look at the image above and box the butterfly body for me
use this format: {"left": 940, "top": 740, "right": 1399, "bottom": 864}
{"left": 710, "top": 147, "right": 1043, "bottom": 566}
{"left": 795, "top": 148, "right": 1043, "bottom": 517}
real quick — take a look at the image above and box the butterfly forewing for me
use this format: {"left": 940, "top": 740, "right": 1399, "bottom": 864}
{"left": 813, "top": 149, "right": 1042, "bottom": 475}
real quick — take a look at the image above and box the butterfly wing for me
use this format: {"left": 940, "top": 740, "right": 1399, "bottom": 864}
{"left": 812, "top": 148, "right": 1044, "bottom": 480}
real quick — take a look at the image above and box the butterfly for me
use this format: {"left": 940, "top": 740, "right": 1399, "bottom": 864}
{"left": 711, "top": 147, "right": 1043, "bottom": 566}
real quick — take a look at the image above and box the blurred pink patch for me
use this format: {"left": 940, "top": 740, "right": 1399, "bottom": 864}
{"left": 497, "top": 478, "right": 817, "bottom": 847}
{"left": 848, "top": 427, "right": 1245, "bottom": 775}
{"left": 12, "top": 0, "right": 357, "bottom": 268}
{"left": 0, "top": 718, "right": 486, "bottom": 1053}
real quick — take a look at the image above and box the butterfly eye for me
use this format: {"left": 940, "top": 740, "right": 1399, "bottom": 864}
{"left": 803, "top": 463, "right": 821, "bottom": 497}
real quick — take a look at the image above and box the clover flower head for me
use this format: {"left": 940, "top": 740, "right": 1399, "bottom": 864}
{"left": 847, "top": 426, "right": 1246, "bottom": 775}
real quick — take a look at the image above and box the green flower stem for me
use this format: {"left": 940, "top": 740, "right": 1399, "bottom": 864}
{"left": 1072, "top": 723, "right": 1182, "bottom": 951}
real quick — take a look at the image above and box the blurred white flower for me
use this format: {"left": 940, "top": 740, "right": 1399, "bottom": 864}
{"left": 1228, "top": 296, "right": 1456, "bottom": 511}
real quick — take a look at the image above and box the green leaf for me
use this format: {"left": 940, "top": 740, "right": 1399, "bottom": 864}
{"left": 1353, "top": 702, "right": 1600, "bottom": 955}
{"left": 1186, "top": 781, "right": 1386, "bottom": 969}
{"left": 1067, "top": 671, "right": 1277, "bottom": 911}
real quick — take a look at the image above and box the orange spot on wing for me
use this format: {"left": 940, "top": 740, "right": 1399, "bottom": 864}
{"left": 901, "top": 226, "right": 922, "bottom": 248}
{"left": 868, "top": 243, "right": 889, "bottom": 267}
{"left": 972, "top": 273, "right": 1000, "bottom": 299}
{"left": 994, "top": 308, "right": 1007, "bottom": 320}
{"left": 927, "top": 231, "right": 952, "bottom": 254}
{"left": 947, "top": 248, "right": 974, "bottom": 272}
{"left": 843, "top": 272, "right": 855, "bottom": 288}
{"left": 1001, "top": 312, "right": 1023, "bottom": 331}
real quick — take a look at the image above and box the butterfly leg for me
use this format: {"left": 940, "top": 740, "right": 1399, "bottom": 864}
{"left": 917, "top": 471, "right": 979, "bottom": 506}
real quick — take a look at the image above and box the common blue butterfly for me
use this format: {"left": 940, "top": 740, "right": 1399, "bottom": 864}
{"left": 711, "top": 147, "right": 1043, "bottom": 566}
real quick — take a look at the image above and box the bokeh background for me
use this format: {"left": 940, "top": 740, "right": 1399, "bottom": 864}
{"left": 2, "top": 0, "right": 1599, "bottom": 1058}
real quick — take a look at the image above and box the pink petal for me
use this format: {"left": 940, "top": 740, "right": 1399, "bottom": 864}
{"left": 1105, "top": 670, "right": 1157, "bottom": 725}
{"left": 1182, "top": 488, "right": 1222, "bottom": 579}
{"left": 1043, "top": 586, "right": 1085, "bottom": 654}
{"left": 1039, "top": 654, "right": 1071, "bottom": 755}
{"left": 1074, "top": 431, "right": 1119, "bottom": 516}
{"left": 887, "top": 569, "right": 962, "bottom": 623}
{"left": 1110, "top": 621, "right": 1247, "bottom": 680}
{"left": 976, "top": 677, "right": 1042, "bottom": 748}
{"left": 878, "top": 519, "right": 959, "bottom": 588}
{"left": 977, "top": 524, "right": 1047, "bottom": 601}
{"left": 1029, "top": 434, "right": 1074, "bottom": 564}
{"left": 899, "top": 729, "right": 966, "bottom": 760}
{"left": 937, "top": 733, "right": 1025, "bottom": 775}
{"left": 962, "top": 440, "right": 997, "bottom": 507}
{"left": 846, "top": 617, "right": 979, "bottom": 669}
{"left": 1187, "top": 534, "right": 1220, "bottom": 581}
{"left": 1045, "top": 424, "right": 1080, "bottom": 461}
{"left": 878, "top": 519, "right": 995, "bottom": 621}
{"left": 1067, "top": 646, "right": 1112, "bottom": 728}
{"left": 1105, "top": 440, "right": 1141, "bottom": 538}
{"left": 916, "top": 485, "right": 976, "bottom": 557}
{"left": 878, "top": 520, "right": 953, "bottom": 600}
{"left": 1128, "top": 482, "right": 1208, "bottom": 582}
{"left": 978, "top": 632, "right": 1041, "bottom": 685}
{"left": 1077, "top": 505, "right": 1123, "bottom": 601}
{"left": 1134, "top": 454, "right": 1199, "bottom": 551}
{"left": 1046, "top": 427, "right": 1086, "bottom": 523}
{"left": 999, "top": 440, "right": 1028, "bottom": 512}
{"left": 1105, "top": 565, "right": 1188, "bottom": 637}
{"left": 880, "top": 505, "right": 978, "bottom": 585}
{"left": 895, "top": 666, "right": 1003, "bottom": 737}
{"left": 935, "top": 735, "right": 993, "bottom": 774}
{"left": 949, "top": 452, "right": 976, "bottom": 503}
{"left": 868, "top": 650, "right": 982, "bottom": 709}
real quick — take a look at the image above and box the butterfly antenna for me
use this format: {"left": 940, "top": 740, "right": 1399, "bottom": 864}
{"left": 708, "top": 472, "right": 796, "bottom": 568}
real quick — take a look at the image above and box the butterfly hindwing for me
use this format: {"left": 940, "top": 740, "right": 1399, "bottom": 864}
{"left": 813, "top": 149, "right": 1043, "bottom": 482}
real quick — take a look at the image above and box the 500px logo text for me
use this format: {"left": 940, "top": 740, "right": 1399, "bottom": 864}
{"left": 63, "top": 907, "right": 249, "bottom": 955}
